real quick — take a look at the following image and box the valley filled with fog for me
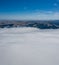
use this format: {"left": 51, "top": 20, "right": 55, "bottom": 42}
{"left": 0, "top": 27, "right": 59, "bottom": 65}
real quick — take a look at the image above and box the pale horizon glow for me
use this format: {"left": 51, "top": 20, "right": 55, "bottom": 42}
{"left": 0, "top": 11, "right": 59, "bottom": 20}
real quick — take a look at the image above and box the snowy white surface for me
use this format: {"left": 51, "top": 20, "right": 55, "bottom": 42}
{"left": 0, "top": 27, "right": 59, "bottom": 65}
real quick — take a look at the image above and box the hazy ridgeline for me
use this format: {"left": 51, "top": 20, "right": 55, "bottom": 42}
{"left": 0, "top": 27, "right": 59, "bottom": 65}
{"left": 0, "top": 20, "right": 59, "bottom": 29}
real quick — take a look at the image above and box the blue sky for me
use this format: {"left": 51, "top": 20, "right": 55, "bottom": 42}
{"left": 0, "top": 0, "right": 59, "bottom": 20}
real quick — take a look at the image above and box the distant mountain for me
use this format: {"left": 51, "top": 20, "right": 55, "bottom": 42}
{"left": 0, "top": 20, "right": 59, "bottom": 29}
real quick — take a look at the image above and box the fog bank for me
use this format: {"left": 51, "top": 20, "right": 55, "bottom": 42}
{"left": 0, "top": 27, "right": 59, "bottom": 65}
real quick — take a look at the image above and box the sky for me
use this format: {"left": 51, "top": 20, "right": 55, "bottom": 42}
{"left": 0, "top": 0, "right": 59, "bottom": 20}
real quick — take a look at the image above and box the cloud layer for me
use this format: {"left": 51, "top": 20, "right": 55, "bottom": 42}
{"left": 0, "top": 27, "right": 59, "bottom": 65}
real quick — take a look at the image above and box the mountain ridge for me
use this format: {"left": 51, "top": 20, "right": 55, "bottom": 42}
{"left": 0, "top": 20, "right": 59, "bottom": 29}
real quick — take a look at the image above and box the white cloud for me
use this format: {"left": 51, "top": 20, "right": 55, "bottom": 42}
{"left": 53, "top": 3, "right": 58, "bottom": 6}
{"left": 24, "top": 7, "right": 27, "bottom": 10}
{"left": 0, "top": 28, "right": 59, "bottom": 65}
